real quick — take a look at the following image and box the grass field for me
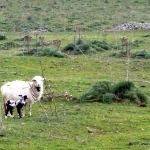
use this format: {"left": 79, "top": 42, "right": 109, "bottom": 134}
{"left": 0, "top": 0, "right": 150, "bottom": 32}
{"left": 0, "top": 30, "right": 150, "bottom": 149}
{"left": 0, "top": 0, "right": 150, "bottom": 148}
{"left": 1, "top": 102, "right": 150, "bottom": 150}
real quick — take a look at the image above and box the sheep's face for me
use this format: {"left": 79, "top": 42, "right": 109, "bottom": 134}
{"left": 32, "top": 76, "right": 44, "bottom": 92}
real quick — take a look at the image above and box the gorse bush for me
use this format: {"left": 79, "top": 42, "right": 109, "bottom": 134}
{"left": 142, "top": 34, "right": 150, "bottom": 37}
{"left": 89, "top": 40, "right": 112, "bottom": 51}
{"left": 63, "top": 43, "right": 75, "bottom": 51}
{"left": 102, "top": 93, "right": 115, "bottom": 104}
{"left": 63, "top": 39, "right": 113, "bottom": 55}
{"left": 17, "top": 48, "right": 68, "bottom": 58}
{"left": 131, "top": 39, "right": 143, "bottom": 47}
{"left": 110, "top": 50, "right": 127, "bottom": 57}
{"left": 79, "top": 80, "right": 112, "bottom": 102}
{"left": 79, "top": 80, "right": 148, "bottom": 105}
{"left": 62, "top": 39, "right": 91, "bottom": 54}
{"left": 0, "top": 41, "right": 23, "bottom": 50}
{"left": 111, "top": 50, "right": 150, "bottom": 59}
{"left": 125, "top": 90, "right": 148, "bottom": 104}
{"left": 0, "top": 34, "right": 6, "bottom": 40}
{"left": 112, "top": 80, "right": 134, "bottom": 99}
{"left": 131, "top": 50, "right": 150, "bottom": 59}
{"left": 35, "top": 48, "right": 68, "bottom": 58}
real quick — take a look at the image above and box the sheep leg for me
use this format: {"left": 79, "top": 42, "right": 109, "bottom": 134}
{"left": 5, "top": 106, "right": 9, "bottom": 119}
{"left": 5, "top": 105, "right": 14, "bottom": 118}
{"left": 22, "top": 105, "right": 26, "bottom": 117}
{"left": 9, "top": 107, "right": 14, "bottom": 118}
{"left": 29, "top": 104, "right": 32, "bottom": 116}
{"left": 16, "top": 106, "right": 21, "bottom": 119}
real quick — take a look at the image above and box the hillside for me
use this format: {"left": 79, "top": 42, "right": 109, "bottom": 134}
{"left": 0, "top": 0, "right": 150, "bottom": 32}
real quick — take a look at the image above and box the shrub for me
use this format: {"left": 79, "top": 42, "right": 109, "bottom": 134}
{"left": 0, "top": 34, "right": 6, "bottom": 40}
{"left": 78, "top": 80, "right": 148, "bottom": 105}
{"left": 36, "top": 48, "right": 67, "bottom": 58}
{"left": 76, "top": 39, "right": 84, "bottom": 45}
{"left": 102, "top": 93, "right": 114, "bottom": 104}
{"left": 125, "top": 90, "right": 148, "bottom": 104}
{"left": 142, "top": 34, "right": 150, "bottom": 37}
{"left": 131, "top": 39, "right": 143, "bottom": 47}
{"left": 131, "top": 50, "right": 150, "bottom": 59}
{"left": 63, "top": 39, "right": 90, "bottom": 54}
{"left": 63, "top": 39, "right": 113, "bottom": 55}
{"left": 110, "top": 50, "right": 127, "bottom": 57}
{"left": 112, "top": 80, "right": 134, "bottom": 99}
{"left": 74, "top": 43, "right": 90, "bottom": 52}
{"left": 63, "top": 43, "right": 75, "bottom": 51}
{"left": 17, "top": 48, "right": 67, "bottom": 58}
{"left": 135, "top": 91, "right": 148, "bottom": 103}
{"left": 0, "top": 41, "right": 22, "bottom": 50}
{"left": 89, "top": 40, "right": 112, "bottom": 50}
{"left": 79, "top": 80, "right": 112, "bottom": 102}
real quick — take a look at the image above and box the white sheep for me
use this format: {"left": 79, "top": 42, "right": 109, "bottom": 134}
{"left": 1, "top": 76, "right": 44, "bottom": 117}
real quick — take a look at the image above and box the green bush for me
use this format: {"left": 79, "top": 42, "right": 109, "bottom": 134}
{"left": 135, "top": 91, "right": 148, "bottom": 103}
{"left": 79, "top": 80, "right": 148, "bottom": 105}
{"left": 142, "top": 34, "right": 150, "bottom": 37}
{"left": 17, "top": 48, "right": 68, "bottom": 58}
{"left": 63, "top": 39, "right": 90, "bottom": 54}
{"left": 76, "top": 39, "right": 84, "bottom": 45}
{"left": 110, "top": 50, "right": 127, "bottom": 57}
{"left": 112, "top": 80, "right": 134, "bottom": 99}
{"left": 89, "top": 40, "right": 112, "bottom": 50}
{"left": 102, "top": 93, "right": 114, "bottom": 104}
{"left": 74, "top": 44, "right": 90, "bottom": 52}
{"left": 0, "top": 41, "right": 22, "bottom": 50}
{"left": 63, "top": 43, "right": 75, "bottom": 51}
{"left": 36, "top": 48, "right": 67, "bottom": 58}
{"left": 79, "top": 80, "right": 112, "bottom": 102}
{"left": 125, "top": 90, "right": 148, "bottom": 104}
{"left": 131, "top": 39, "right": 143, "bottom": 47}
{"left": 131, "top": 50, "right": 150, "bottom": 59}
{"left": 0, "top": 34, "right": 6, "bottom": 40}
{"left": 63, "top": 39, "right": 113, "bottom": 55}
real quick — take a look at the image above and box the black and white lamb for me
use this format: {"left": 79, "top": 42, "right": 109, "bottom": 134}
{"left": 5, "top": 95, "right": 28, "bottom": 119}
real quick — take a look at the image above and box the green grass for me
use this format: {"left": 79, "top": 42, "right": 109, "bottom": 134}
{"left": 1, "top": 101, "right": 150, "bottom": 149}
{"left": 0, "top": 30, "right": 150, "bottom": 149}
{"left": 0, "top": 0, "right": 150, "bottom": 148}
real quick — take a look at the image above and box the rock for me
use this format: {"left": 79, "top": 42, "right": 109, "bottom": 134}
{"left": 114, "top": 22, "right": 150, "bottom": 31}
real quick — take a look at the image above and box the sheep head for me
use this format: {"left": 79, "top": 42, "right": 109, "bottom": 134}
{"left": 31, "top": 76, "right": 44, "bottom": 92}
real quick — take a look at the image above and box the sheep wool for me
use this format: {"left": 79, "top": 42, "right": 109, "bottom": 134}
{"left": 1, "top": 76, "right": 44, "bottom": 117}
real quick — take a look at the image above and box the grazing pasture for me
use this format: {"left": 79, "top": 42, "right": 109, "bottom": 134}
{"left": 0, "top": 30, "right": 150, "bottom": 149}
{"left": 0, "top": 0, "right": 150, "bottom": 148}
